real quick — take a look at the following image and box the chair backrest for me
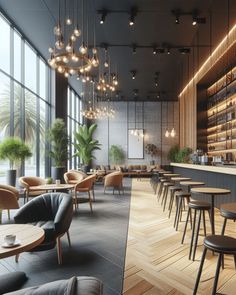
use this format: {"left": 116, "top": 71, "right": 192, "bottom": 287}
{"left": 75, "top": 174, "right": 96, "bottom": 190}
{"left": 64, "top": 170, "right": 87, "bottom": 184}
{"left": 104, "top": 172, "right": 123, "bottom": 186}
{"left": 0, "top": 184, "right": 19, "bottom": 200}
{"left": 19, "top": 176, "right": 46, "bottom": 190}
{"left": 0, "top": 188, "right": 19, "bottom": 210}
{"left": 14, "top": 193, "right": 73, "bottom": 235}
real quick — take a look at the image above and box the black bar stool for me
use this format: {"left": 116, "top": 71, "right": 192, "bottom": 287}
{"left": 193, "top": 235, "right": 236, "bottom": 295}
{"left": 173, "top": 191, "right": 191, "bottom": 230}
{"left": 162, "top": 182, "right": 175, "bottom": 211}
{"left": 168, "top": 186, "right": 182, "bottom": 218}
{"left": 181, "top": 200, "right": 212, "bottom": 261}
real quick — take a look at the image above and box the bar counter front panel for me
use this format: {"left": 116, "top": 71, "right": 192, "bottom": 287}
{"left": 171, "top": 163, "right": 236, "bottom": 207}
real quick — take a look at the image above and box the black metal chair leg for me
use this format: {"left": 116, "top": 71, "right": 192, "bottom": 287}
{"left": 181, "top": 207, "right": 191, "bottom": 244}
{"left": 202, "top": 210, "right": 207, "bottom": 236}
{"left": 211, "top": 253, "right": 222, "bottom": 295}
{"left": 173, "top": 195, "right": 179, "bottom": 228}
{"left": 175, "top": 197, "right": 182, "bottom": 231}
{"left": 192, "top": 210, "right": 202, "bottom": 261}
{"left": 193, "top": 247, "right": 207, "bottom": 295}
{"left": 189, "top": 209, "right": 197, "bottom": 260}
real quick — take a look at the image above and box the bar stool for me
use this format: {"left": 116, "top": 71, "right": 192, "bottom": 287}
{"left": 168, "top": 177, "right": 192, "bottom": 218}
{"left": 161, "top": 182, "right": 175, "bottom": 211}
{"left": 181, "top": 199, "right": 212, "bottom": 261}
{"left": 219, "top": 202, "right": 236, "bottom": 269}
{"left": 174, "top": 191, "right": 191, "bottom": 231}
{"left": 168, "top": 186, "right": 182, "bottom": 218}
{"left": 193, "top": 235, "right": 236, "bottom": 295}
{"left": 157, "top": 178, "right": 169, "bottom": 201}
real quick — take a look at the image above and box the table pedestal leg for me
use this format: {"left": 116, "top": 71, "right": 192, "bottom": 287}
{"left": 210, "top": 195, "right": 215, "bottom": 235}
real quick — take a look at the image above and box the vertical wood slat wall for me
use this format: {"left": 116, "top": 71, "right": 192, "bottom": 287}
{"left": 179, "top": 24, "right": 236, "bottom": 150}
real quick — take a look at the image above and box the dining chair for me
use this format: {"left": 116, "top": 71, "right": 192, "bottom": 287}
{"left": 0, "top": 185, "right": 19, "bottom": 223}
{"left": 18, "top": 176, "right": 46, "bottom": 203}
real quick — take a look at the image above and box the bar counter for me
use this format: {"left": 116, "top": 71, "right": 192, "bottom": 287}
{"left": 171, "top": 163, "right": 236, "bottom": 207}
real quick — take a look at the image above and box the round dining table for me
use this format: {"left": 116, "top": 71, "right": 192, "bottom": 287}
{"left": 190, "top": 187, "right": 230, "bottom": 234}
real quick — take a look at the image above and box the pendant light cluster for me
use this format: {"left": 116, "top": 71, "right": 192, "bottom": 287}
{"left": 48, "top": 0, "right": 99, "bottom": 78}
{"left": 165, "top": 101, "right": 176, "bottom": 138}
{"left": 130, "top": 101, "right": 144, "bottom": 139}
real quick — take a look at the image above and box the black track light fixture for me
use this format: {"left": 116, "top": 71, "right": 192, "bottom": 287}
{"left": 131, "top": 70, "right": 137, "bottom": 80}
{"left": 153, "top": 46, "right": 157, "bottom": 55}
{"left": 129, "top": 7, "right": 137, "bottom": 26}
{"left": 99, "top": 9, "right": 107, "bottom": 24}
{"left": 171, "top": 9, "right": 181, "bottom": 24}
{"left": 178, "top": 48, "right": 191, "bottom": 54}
{"left": 132, "top": 43, "right": 137, "bottom": 54}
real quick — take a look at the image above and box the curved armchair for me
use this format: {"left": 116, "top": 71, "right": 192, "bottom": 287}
{"left": 19, "top": 176, "right": 46, "bottom": 203}
{"left": 64, "top": 170, "right": 87, "bottom": 184}
{"left": 104, "top": 172, "right": 124, "bottom": 195}
{"left": 0, "top": 185, "right": 19, "bottom": 223}
{"left": 14, "top": 192, "right": 73, "bottom": 264}
{"left": 74, "top": 174, "right": 96, "bottom": 212}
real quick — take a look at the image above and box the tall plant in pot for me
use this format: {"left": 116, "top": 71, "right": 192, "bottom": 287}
{"left": 73, "top": 124, "right": 101, "bottom": 173}
{"left": 109, "top": 145, "right": 125, "bottom": 165}
{"left": 47, "top": 118, "right": 69, "bottom": 183}
{"left": 0, "top": 137, "right": 32, "bottom": 186}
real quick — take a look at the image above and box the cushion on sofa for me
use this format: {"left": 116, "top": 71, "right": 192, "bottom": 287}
{"left": 4, "top": 276, "right": 103, "bottom": 295}
{"left": 0, "top": 272, "right": 27, "bottom": 294}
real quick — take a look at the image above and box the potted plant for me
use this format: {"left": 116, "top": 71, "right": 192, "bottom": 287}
{"left": 145, "top": 143, "right": 159, "bottom": 165}
{"left": 0, "top": 137, "right": 32, "bottom": 186}
{"left": 47, "top": 118, "right": 69, "bottom": 183}
{"left": 167, "top": 145, "right": 180, "bottom": 162}
{"left": 73, "top": 124, "right": 101, "bottom": 173}
{"left": 109, "top": 145, "right": 125, "bottom": 165}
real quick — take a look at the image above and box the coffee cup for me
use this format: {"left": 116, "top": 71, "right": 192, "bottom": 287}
{"left": 55, "top": 179, "right": 60, "bottom": 185}
{"left": 4, "top": 234, "right": 16, "bottom": 245}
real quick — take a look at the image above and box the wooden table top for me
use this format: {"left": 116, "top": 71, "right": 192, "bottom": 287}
{"left": 29, "top": 184, "right": 75, "bottom": 191}
{"left": 191, "top": 187, "right": 231, "bottom": 195}
{"left": 180, "top": 181, "right": 205, "bottom": 186}
{"left": 171, "top": 177, "right": 191, "bottom": 181}
{"left": 163, "top": 173, "right": 180, "bottom": 177}
{"left": 0, "top": 224, "right": 44, "bottom": 259}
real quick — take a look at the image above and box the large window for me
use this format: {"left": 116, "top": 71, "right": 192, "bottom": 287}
{"left": 67, "top": 86, "right": 83, "bottom": 170}
{"left": 0, "top": 12, "right": 52, "bottom": 183}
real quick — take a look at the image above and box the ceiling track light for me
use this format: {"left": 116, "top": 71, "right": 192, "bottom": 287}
{"left": 178, "top": 47, "right": 191, "bottom": 54}
{"left": 152, "top": 46, "right": 157, "bottom": 55}
{"left": 131, "top": 70, "right": 137, "bottom": 80}
{"left": 99, "top": 9, "right": 107, "bottom": 24}
{"left": 129, "top": 7, "right": 137, "bottom": 26}
{"left": 132, "top": 43, "right": 137, "bottom": 54}
{"left": 167, "top": 48, "right": 171, "bottom": 55}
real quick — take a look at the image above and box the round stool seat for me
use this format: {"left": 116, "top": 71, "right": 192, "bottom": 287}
{"left": 160, "top": 179, "right": 168, "bottom": 183}
{"left": 163, "top": 182, "right": 174, "bottom": 187}
{"left": 169, "top": 186, "right": 182, "bottom": 191}
{"left": 189, "top": 200, "right": 211, "bottom": 210}
{"left": 175, "top": 192, "right": 191, "bottom": 197}
{"left": 204, "top": 235, "right": 236, "bottom": 253}
{"left": 220, "top": 203, "right": 236, "bottom": 219}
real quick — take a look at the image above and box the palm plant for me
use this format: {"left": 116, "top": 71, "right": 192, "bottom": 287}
{"left": 0, "top": 83, "right": 45, "bottom": 142}
{"left": 73, "top": 124, "right": 101, "bottom": 166}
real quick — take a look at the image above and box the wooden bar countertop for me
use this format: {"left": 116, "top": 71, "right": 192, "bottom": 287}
{"left": 171, "top": 163, "right": 236, "bottom": 176}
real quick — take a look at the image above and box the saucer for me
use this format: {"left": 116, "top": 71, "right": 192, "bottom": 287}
{"left": 1, "top": 239, "right": 21, "bottom": 248}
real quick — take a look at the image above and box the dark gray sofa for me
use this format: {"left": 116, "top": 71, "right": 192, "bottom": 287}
{"left": 4, "top": 276, "right": 103, "bottom": 295}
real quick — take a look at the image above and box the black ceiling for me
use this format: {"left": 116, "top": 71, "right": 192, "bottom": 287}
{"left": 0, "top": 0, "right": 235, "bottom": 101}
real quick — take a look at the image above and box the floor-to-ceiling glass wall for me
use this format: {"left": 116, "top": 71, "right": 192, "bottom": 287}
{"left": 67, "top": 85, "right": 83, "bottom": 170}
{"left": 0, "top": 13, "right": 52, "bottom": 183}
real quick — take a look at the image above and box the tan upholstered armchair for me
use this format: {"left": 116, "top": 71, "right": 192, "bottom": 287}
{"left": 19, "top": 176, "right": 46, "bottom": 203}
{"left": 104, "top": 171, "right": 124, "bottom": 194}
{"left": 64, "top": 170, "right": 87, "bottom": 184}
{"left": 74, "top": 174, "right": 96, "bottom": 212}
{"left": 0, "top": 185, "right": 19, "bottom": 223}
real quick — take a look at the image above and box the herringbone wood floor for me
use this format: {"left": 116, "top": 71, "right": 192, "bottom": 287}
{"left": 123, "top": 178, "right": 236, "bottom": 295}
